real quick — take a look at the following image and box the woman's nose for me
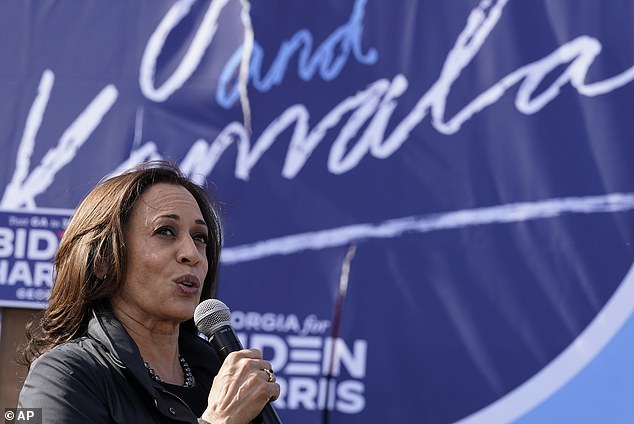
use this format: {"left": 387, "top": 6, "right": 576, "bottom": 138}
{"left": 177, "top": 236, "right": 201, "bottom": 265}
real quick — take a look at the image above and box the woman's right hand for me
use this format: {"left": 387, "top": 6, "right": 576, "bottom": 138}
{"left": 201, "top": 348, "right": 280, "bottom": 424}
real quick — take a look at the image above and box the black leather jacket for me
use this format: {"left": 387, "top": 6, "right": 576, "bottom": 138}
{"left": 18, "top": 307, "right": 221, "bottom": 423}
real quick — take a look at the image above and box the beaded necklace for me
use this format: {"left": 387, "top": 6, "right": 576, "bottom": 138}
{"left": 144, "top": 355, "right": 194, "bottom": 388}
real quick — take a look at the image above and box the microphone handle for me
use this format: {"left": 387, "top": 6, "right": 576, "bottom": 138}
{"left": 208, "top": 326, "right": 283, "bottom": 424}
{"left": 208, "top": 326, "right": 244, "bottom": 360}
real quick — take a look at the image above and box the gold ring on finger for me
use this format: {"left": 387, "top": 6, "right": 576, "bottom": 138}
{"left": 262, "top": 368, "right": 275, "bottom": 383}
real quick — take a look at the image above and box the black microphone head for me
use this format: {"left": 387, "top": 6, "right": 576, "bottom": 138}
{"left": 194, "top": 299, "right": 232, "bottom": 337}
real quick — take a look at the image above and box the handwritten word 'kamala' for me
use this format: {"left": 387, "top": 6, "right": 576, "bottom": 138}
{"left": 177, "top": 0, "right": 634, "bottom": 182}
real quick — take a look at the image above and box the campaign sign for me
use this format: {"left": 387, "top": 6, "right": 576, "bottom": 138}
{"left": 0, "top": 209, "right": 70, "bottom": 309}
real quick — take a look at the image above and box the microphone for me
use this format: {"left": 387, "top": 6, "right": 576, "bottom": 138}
{"left": 194, "top": 299, "right": 282, "bottom": 424}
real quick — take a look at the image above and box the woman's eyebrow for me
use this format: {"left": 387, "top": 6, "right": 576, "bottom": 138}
{"left": 155, "top": 214, "right": 207, "bottom": 227}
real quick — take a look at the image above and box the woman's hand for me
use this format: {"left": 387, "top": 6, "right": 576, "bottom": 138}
{"left": 201, "top": 349, "right": 280, "bottom": 424}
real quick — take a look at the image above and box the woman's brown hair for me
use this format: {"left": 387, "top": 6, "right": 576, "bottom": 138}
{"left": 18, "top": 161, "right": 223, "bottom": 367}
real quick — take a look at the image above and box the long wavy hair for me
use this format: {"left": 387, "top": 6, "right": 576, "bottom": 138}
{"left": 18, "top": 161, "right": 223, "bottom": 367}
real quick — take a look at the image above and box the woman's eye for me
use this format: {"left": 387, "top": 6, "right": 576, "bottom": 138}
{"left": 193, "top": 233, "right": 209, "bottom": 245}
{"left": 156, "top": 226, "right": 175, "bottom": 236}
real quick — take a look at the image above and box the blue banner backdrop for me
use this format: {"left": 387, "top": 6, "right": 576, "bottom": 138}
{"left": 1, "top": 0, "right": 633, "bottom": 422}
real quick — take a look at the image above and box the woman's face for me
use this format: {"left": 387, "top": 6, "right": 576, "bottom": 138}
{"left": 114, "top": 183, "right": 209, "bottom": 325}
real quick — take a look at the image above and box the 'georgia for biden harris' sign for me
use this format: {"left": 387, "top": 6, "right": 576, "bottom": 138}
{"left": 0, "top": 209, "right": 69, "bottom": 308}
{"left": 1, "top": 0, "right": 634, "bottom": 423}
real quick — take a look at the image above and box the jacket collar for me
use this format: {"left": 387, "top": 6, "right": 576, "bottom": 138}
{"left": 87, "top": 306, "right": 156, "bottom": 389}
{"left": 85, "top": 306, "right": 221, "bottom": 422}
{"left": 86, "top": 306, "right": 221, "bottom": 387}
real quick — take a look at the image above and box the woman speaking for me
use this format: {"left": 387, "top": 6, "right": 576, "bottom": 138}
{"left": 18, "top": 161, "right": 280, "bottom": 423}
